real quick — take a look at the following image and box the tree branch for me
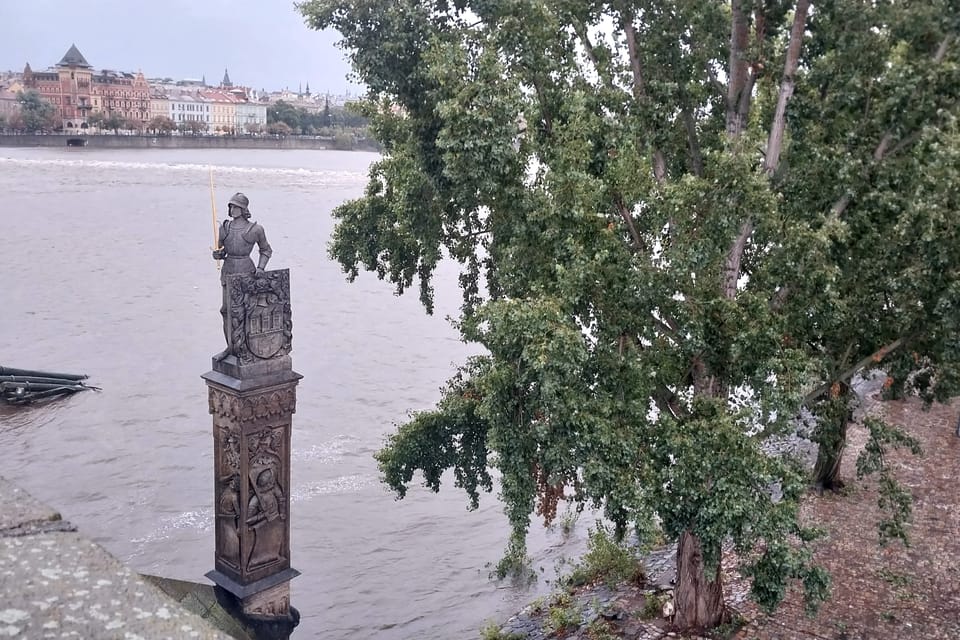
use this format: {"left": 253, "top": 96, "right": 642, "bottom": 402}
{"left": 829, "top": 34, "right": 953, "bottom": 218}
{"left": 803, "top": 337, "right": 908, "bottom": 406}
{"left": 722, "top": 220, "right": 753, "bottom": 299}
{"left": 622, "top": 10, "right": 666, "bottom": 183}
{"left": 572, "top": 18, "right": 619, "bottom": 97}
{"left": 770, "top": 285, "right": 790, "bottom": 311}
{"left": 615, "top": 197, "right": 644, "bottom": 252}
{"left": 726, "top": 0, "right": 751, "bottom": 138}
{"left": 764, "top": 0, "right": 811, "bottom": 176}
{"left": 621, "top": 13, "right": 646, "bottom": 99}
{"left": 678, "top": 84, "right": 705, "bottom": 177}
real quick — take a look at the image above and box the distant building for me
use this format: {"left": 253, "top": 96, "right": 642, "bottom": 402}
{"left": 21, "top": 46, "right": 94, "bottom": 130}
{"left": 167, "top": 89, "right": 210, "bottom": 128}
{"left": 92, "top": 68, "right": 150, "bottom": 124}
{"left": 235, "top": 99, "right": 267, "bottom": 133}
{"left": 200, "top": 88, "right": 237, "bottom": 134}
{"left": 0, "top": 87, "right": 19, "bottom": 124}
{"left": 21, "top": 44, "right": 150, "bottom": 129}
{"left": 149, "top": 87, "right": 170, "bottom": 122}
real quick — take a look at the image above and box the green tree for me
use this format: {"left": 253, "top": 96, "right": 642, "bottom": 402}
{"left": 267, "top": 121, "right": 293, "bottom": 137}
{"left": 148, "top": 115, "right": 175, "bottom": 135}
{"left": 321, "top": 97, "right": 332, "bottom": 128}
{"left": 123, "top": 117, "right": 143, "bottom": 133}
{"left": 178, "top": 119, "right": 207, "bottom": 135}
{"left": 16, "top": 90, "right": 57, "bottom": 132}
{"left": 102, "top": 113, "right": 124, "bottom": 134}
{"left": 301, "top": 0, "right": 960, "bottom": 631}
{"left": 268, "top": 100, "right": 303, "bottom": 132}
{"left": 86, "top": 111, "right": 105, "bottom": 131}
{"left": 779, "top": 2, "right": 960, "bottom": 499}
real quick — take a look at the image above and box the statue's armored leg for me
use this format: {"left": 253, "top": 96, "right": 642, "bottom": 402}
{"left": 214, "top": 284, "right": 231, "bottom": 361}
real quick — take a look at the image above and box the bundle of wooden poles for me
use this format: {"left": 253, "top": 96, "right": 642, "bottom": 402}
{"left": 0, "top": 366, "right": 99, "bottom": 405}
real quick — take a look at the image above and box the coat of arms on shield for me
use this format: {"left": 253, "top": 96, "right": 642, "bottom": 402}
{"left": 226, "top": 269, "right": 293, "bottom": 364}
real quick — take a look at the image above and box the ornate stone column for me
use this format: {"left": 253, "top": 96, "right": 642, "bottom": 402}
{"left": 202, "top": 269, "right": 300, "bottom": 631}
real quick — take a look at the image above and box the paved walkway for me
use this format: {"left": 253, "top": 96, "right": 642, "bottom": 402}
{"left": 0, "top": 477, "right": 232, "bottom": 639}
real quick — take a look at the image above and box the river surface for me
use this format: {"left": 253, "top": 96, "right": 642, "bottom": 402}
{"left": 0, "top": 147, "right": 590, "bottom": 639}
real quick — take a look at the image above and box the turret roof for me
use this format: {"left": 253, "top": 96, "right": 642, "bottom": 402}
{"left": 57, "top": 44, "right": 92, "bottom": 69}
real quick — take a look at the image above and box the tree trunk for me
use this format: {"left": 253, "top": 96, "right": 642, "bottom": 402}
{"left": 674, "top": 530, "right": 725, "bottom": 631}
{"left": 813, "top": 387, "right": 852, "bottom": 491}
{"left": 813, "top": 411, "right": 848, "bottom": 491}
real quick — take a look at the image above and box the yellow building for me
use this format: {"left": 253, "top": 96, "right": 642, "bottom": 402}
{"left": 200, "top": 89, "right": 237, "bottom": 134}
{"left": 149, "top": 88, "right": 170, "bottom": 122}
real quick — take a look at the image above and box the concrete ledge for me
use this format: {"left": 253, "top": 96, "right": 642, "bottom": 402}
{"left": 0, "top": 133, "right": 380, "bottom": 152}
{"left": 0, "top": 477, "right": 232, "bottom": 639}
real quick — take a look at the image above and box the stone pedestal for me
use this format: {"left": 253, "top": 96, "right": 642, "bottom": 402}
{"left": 202, "top": 269, "right": 300, "bottom": 633}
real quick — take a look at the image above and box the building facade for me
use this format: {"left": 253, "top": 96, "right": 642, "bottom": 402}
{"left": 0, "top": 88, "right": 19, "bottom": 124}
{"left": 92, "top": 69, "right": 150, "bottom": 123}
{"left": 149, "top": 88, "right": 170, "bottom": 122}
{"left": 22, "top": 45, "right": 94, "bottom": 130}
{"left": 22, "top": 44, "right": 150, "bottom": 129}
{"left": 199, "top": 89, "right": 237, "bottom": 134}
{"left": 235, "top": 101, "right": 268, "bottom": 133}
{"left": 13, "top": 45, "right": 289, "bottom": 134}
{"left": 168, "top": 90, "right": 210, "bottom": 130}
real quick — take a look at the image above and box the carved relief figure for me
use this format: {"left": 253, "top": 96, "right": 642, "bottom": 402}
{"left": 249, "top": 427, "right": 282, "bottom": 471}
{"left": 246, "top": 467, "right": 285, "bottom": 569}
{"left": 217, "top": 475, "right": 241, "bottom": 567}
{"left": 211, "top": 192, "right": 272, "bottom": 360}
{"left": 220, "top": 428, "right": 240, "bottom": 476}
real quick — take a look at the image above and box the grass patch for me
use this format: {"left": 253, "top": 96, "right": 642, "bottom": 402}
{"left": 709, "top": 611, "right": 746, "bottom": 640}
{"left": 876, "top": 567, "right": 912, "bottom": 588}
{"left": 640, "top": 593, "right": 666, "bottom": 620}
{"left": 478, "top": 621, "right": 524, "bottom": 640}
{"left": 585, "top": 617, "right": 618, "bottom": 640}
{"left": 545, "top": 594, "right": 582, "bottom": 635}
{"left": 565, "top": 523, "right": 645, "bottom": 588}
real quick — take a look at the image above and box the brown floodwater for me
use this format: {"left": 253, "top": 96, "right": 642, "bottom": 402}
{"left": 0, "top": 147, "right": 589, "bottom": 639}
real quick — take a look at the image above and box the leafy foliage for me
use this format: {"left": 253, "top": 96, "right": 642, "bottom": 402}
{"left": 15, "top": 90, "right": 57, "bottom": 132}
{"left": 564, "top": 523, "right": 644, "bottom": 588}
{"left": 267, "top": 98, "right": 369, "bottom": 133}
{"left": 300, "top": 0, "right": 960, "bottom": 629}
{"left": 856, "top": 417, "right": 924, "bottom": 545}
{"left": 148, "top": 115, "right": 175, "bottom": 134}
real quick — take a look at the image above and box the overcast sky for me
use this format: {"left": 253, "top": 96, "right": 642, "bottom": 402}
{"left": 0, "top": 0, "right": 363, "bottom": 95}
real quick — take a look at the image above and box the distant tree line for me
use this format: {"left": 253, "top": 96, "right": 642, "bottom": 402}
{"left": 267, "top": 99, "right": 368, "bottom": 133}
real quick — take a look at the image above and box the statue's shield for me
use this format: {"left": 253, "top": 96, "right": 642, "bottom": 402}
{"left": 246, "top": 302, "right": 285, "bottom": 359}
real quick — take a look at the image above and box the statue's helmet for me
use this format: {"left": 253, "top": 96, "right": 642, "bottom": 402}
{"left": 228, "top": 192, "right": 250, "bottom": 215}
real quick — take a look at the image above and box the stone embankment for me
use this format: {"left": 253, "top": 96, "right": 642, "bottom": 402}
{"left": 0, "top": 477, "right": 236, "bottom": 639}
{"left": 0, "top": 133, "right": 379, "bottom": 152}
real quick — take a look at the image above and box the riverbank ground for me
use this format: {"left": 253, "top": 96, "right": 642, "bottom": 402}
{"left": 730, "top": 396, "right": 960, "bottom": 640}
{"left": 495, "top": 396, "right": 960, "bottom": 640}
{"left": 0, "top": 477, "right": 231, "bottom": 639}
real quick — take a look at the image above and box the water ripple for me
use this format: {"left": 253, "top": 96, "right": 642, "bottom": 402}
{"left": 291, "top": 475, "right": 375, "bottom": 502}
{"left": 0, "top": 156, "right": 366, "bottom": 185}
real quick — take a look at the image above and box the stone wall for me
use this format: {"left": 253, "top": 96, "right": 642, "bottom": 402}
{"left": 0, "top": 133, "right": 379, "bottom": 152}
